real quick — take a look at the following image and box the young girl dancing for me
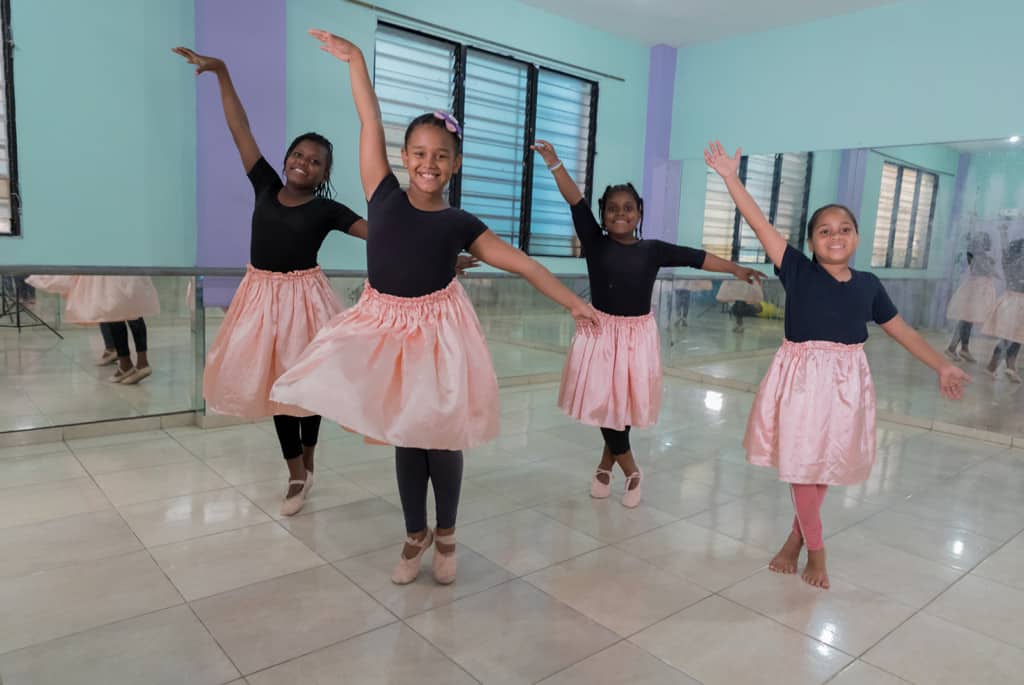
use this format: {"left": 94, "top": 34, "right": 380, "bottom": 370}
{"left": 532, "top": 139, "right": 761, "bottom": 507}
{"left": 271, "top": 31, "right": 598, "bottom": 586}
{"left": 706, "top": 141, "right": 969, "bottom": 588}
{"left": 174, "top": 46, "right": 368, "bottom": 516}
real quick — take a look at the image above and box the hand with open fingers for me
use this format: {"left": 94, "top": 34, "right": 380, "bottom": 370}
{"left": 172, "top": 47, "right": 224, "bottom": 75}
{"left": 938, "top": 364, "right": 970, "bottom": 400}
{"left": 736, "top": 266, "right": 764, "bottom": 285}
{"left": 531, "top": 139, "right": 560, "bottom": 168}
{"left": 704, "top": 140, "right": 741, "bottom": 179}
{"left": 455, "top": 255, "right": 481, "bottom": 277}
{"left": 309, "top": 29, "right": 361, "bottom": 62}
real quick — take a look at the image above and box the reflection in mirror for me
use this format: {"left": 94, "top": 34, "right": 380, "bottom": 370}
{"left": 0, "top": 273, "right": 196, "bottom": 431}
{"left": 669, "top": 137, "right": 1024, "bottom": 439}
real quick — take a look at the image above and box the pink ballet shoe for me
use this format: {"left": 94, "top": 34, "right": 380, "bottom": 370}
{"left": 622, "top": 470, "right": 643, "bottom": 508}
{"left": 432, "top": 532, "right": 457, "bottom": 585}
{"left": 109, "top": 366, "right": 135, "bottom": 383}
{"left": 96, "top": 350, "right": 117, "bottom": 366}
{"left": 590, "top": 468, "right": 613, "bottom": 499}
{"left": 392, "top": 529, "right": 434, "bottom": 585}
{"left": 279, "top": 479, "right": 307, "bottom": 517}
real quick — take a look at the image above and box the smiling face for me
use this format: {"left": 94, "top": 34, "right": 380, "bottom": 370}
{"left": 400, "top": 123, "right": 462, "bottom": 197}
{"left": 283, "top": 138, "right": 330, "bottom": 193}
{"left": 601, "top": 190, "right": 642, "bottom": 239}
{"left": 807, "top": 205, "right": 859, "bottom": 265}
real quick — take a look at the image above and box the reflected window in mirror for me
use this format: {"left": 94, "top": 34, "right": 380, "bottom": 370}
{"left": 871, "top": 162, "right": 937, "bottom": 269}
{"left": 702, "top": 152, "right": 812, "bottom": 263}
{"left": 0, "top": 0, "right": 19, "bottom": 236}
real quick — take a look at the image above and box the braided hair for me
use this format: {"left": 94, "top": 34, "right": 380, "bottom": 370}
{"left": 597, "top": 183, "right": 644, "bottom": 238}
{"left": 284, "top": 132, "right": 335, "bottom": 200}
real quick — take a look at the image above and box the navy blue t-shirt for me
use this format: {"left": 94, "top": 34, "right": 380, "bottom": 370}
{"left": 366, "top": 174, "right": 487, "bottom": 297}
{"left": 777, "top": 245, "right": 898, "bottom": 344}
{"left": 247, "top": 157, "right": 362, "bottom": 272}
{"left": 571, "top": 201, "right": 706, "bottom": 316}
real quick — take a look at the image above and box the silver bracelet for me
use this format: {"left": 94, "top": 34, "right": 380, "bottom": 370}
{"left": 548, "top": 161, "right": 564, "bottom": 173}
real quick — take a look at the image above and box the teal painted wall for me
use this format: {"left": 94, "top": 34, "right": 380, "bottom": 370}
{"left": 854, "top": 145, "right": 960, "bottom": 276}
{"left": 284, "top": 0, "right": 650, "bottom": 274}
{"left": 670, "top": 0, "right": 1024, "bottom": 158}
{"left": 3, "top": 0, "right": 196, "bottom": 267}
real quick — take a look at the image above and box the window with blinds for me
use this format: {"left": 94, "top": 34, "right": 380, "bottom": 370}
{"left": 701, "top": 152, "right": 812, "bottom": 262}
{"left": 870, "top": 162, "right": 937, "bottom": 269}
{"left": 373, "top": 26, "right": 456, "bottom": 190}
{"left": 0, "top": 0, "right": 17, "bottom": 236}
{"left": 373, "top": 24, "right": 597, "bottom": 255}
{"left": 460, "top": 50, "right": 528, "bottom": 246}
{"left": 528, "top": 69, "right": 595, "bottom": 257}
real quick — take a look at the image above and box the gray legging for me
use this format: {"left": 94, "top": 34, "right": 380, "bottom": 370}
{"left": 990, "top": 339, "right": 1021, "bottom": 369}
{"left": 394, "top": 447, "right": 463, "bottom": 534}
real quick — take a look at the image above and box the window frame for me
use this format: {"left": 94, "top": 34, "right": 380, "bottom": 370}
{"left": 375, "top": 22, "right": 599, "bottom": 257}
{"left": 0, "top": 0, "right": 20, "bottom": 237}
{"left": 702, "top": 152, "right": 813, "bottom": 264}
{"left": 872, "top": 161, "right": 938, "bottom": 269}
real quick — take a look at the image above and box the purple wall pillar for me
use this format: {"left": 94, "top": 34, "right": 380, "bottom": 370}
{"left": 195, "top": 0, "right": 286, "bottom": 306}
{"left": 837, "top": 148, "right": 868, "bottom": 217}
{"left": 642, "top": 45, "right": 679, "bottom": 243}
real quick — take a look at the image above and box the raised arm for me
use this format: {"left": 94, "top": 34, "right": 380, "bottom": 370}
{"left": 173, "top": 47, "right": 261, "bottom": 172}
{"left": 879, "top": 315, "right": 970, "bottom": 399}
{"left": 531, "top": 140, "right": 584, "bottom": 206}
{"left": 468, "top": 231, "right": 598, "bottom": 325}
{"left": 705, "top": 141, "right": 788, "bottom": 269}
{"left": 309, "top": 30, "right": 389, "bottom": 200}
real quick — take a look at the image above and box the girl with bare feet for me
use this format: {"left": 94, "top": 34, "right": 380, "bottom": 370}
{"left": 706, "top": 141, "right": 969, "bottom": 589}
{"left": 532, "top": 140, "right": 760, "bottom": 508}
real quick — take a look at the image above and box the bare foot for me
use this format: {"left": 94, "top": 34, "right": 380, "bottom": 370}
{"left": 769, "top": 531, "right": 802, "bottom": 574}
{"left": 285, "top": 481, "right": 304, "bottom": 498}
{"left": 802, "top": 548, "right": 830, "bottom": 589}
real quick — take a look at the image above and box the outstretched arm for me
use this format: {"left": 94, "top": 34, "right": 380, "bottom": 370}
{"left": 468, "top": 232, "right": 598, "bottom": 325}
{"left": 309, "top": 30, "right": 389, "bottom": 200}
{"left": 173, "top": 47, "right": 261, "bottom": 172}
{"left": 880, "top": 315, "right": 970, "bottom": 399}
{"left": 705, "top": 141, "right": 788, "bottom": 269}
{"left": 531, "top": 140, "right": 584, "bottom": 206}
{"left": 701, "top": 253, "right": 764, "bottom": 284}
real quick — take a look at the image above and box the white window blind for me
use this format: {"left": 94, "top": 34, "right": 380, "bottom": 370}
{"left": 702, "top": 152, "right": 811, "bottom": 262}
{"left": 373, "top": 24, "right": 598, "bottom": 256}
{"left": 528, "top": 69, "right": 595, "bottom": 257}
{"left": 871, "top": 162, "right": 937, "bottom": 269}
{"left": 460, "top": 50, "right": 528, "bottom": 246}
{"left": 373, "top": 26, "right": 455, "bottom": 190}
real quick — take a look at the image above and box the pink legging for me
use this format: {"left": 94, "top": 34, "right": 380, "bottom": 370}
{"left": 790, "top": 484, "right": 828, "bottom": 551}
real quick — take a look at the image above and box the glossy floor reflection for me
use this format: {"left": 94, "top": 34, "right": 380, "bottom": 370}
{"left": 0, "top": 322, "right": 195, "bottom": 432}
{"left": 2, "top": 379, "right": 1022, "bottom": 684}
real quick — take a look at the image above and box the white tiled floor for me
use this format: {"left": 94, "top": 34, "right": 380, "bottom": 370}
{"left": 2, "top": 378, "right": 1023, "bottom": 684}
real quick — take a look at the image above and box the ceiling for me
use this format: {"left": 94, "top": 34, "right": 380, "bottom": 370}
{"left": 519, "top": 0, "right": 903, "bottom": 47}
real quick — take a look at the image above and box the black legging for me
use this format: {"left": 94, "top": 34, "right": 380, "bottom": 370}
{"left": 990, "top": 340, "right": 1022, "bottom": 369}
{"left": 101, "top": 319, "right": 148, "bottom": 358}
{"left": 272, "top": 414, "right": 322, "bottom": 460}
{"left": 600, "top": 426, "right": 631, "bottom": 456}
{"left": 950, "top": 320, "right": 973, "bottom": 348}
{"left": 395, "top": 447, "right": 463, "bottom": 533}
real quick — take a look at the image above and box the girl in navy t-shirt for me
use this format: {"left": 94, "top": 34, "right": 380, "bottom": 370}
{"left": 706, "top": 141, "right": 969, "bottom": 589}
